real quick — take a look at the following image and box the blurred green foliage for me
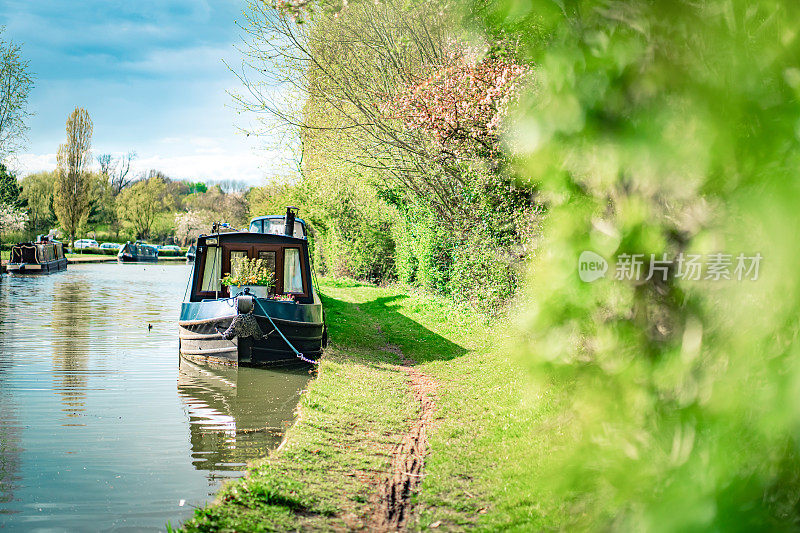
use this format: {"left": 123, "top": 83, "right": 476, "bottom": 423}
{"left": 467, "top": 0, "right": 800, "bottom": 528}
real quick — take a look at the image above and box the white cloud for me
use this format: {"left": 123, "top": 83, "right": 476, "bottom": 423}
{"left": 13, "top": 152, "right": 58, "bottom": 174}
{"left": 14, "top": 139, "right": 296, "bottom": 186}
{"left": 120, "top": 45, "right": 237, "bottom": 77}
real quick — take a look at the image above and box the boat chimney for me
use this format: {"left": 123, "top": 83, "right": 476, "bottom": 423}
{"left": 284, "top": 206, "right": 298, "bottom": 236}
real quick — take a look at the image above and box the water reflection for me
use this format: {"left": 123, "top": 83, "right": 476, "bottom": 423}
{"left": 51, "top": 280, "right": 89, "bottom": 419}
{"left": 177, "top": 359, "right": 311, "bottom": 475}
{"left": 0, "top": 383, "right": 21, "bottom": 513}
{"left": 0, "top": 281, "right": 21, "bottom": 511}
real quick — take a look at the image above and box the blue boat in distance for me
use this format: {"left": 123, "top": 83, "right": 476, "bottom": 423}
{"left": 178, "top": 207, "right": 326, "bottom": 367}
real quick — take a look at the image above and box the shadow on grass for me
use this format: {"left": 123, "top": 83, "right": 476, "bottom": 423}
{"left": 320, "top": 293, "right": 467, "bottom": 365}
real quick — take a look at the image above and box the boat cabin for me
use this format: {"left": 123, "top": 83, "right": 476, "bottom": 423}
{"left": 7, "top": 236, "right": 67, "bottom": 274}
{"left": 190, "top": 231, "right": 313, "bottom": 304}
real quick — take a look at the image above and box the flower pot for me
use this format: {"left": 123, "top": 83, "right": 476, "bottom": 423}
{"left": 229, "top": 285, "right": 269, "bottom": 298}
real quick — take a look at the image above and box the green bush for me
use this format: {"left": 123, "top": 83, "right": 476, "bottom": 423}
{"left": 157, "top": 249, "right": 184, "bottom": 257}
{"left": 447, "top": 228, "right": 519, "bottom": 313}
{"left": 70, "top": 247, "right": 117, "bottom": 255}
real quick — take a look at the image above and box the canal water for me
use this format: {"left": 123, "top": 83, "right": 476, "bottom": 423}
{"left": 0, "top": 263, "right": 311, "bottom": 531}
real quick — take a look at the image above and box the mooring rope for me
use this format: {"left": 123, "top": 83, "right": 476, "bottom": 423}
{"left": 259, "top": 306, "right": 319, "bottom": 365}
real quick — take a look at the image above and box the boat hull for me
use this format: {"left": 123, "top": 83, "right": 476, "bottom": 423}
{"left": 178, "top": 298, "right": 325, "bottom": 367}
{"left": 117, "top": 255, "right": 158, "bottom": 263}
{"left": 6, "top": 258, "right": 68, "bottom": 274}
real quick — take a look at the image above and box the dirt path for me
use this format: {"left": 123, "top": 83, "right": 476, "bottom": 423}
{"left": 371, "top": 354, "right": 438, "bottom": 531}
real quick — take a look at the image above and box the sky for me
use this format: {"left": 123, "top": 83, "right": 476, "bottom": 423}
{"left": 0, "top": 0, "right": 289, "bottom": 185}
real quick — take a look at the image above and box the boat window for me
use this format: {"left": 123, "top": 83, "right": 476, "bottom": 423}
{"left": 201, "top": 246, "right": 222, "bottom": 292}
{"left": 284, "top": 248, "right": 303, "bottom": 293}
{"left": 230, "top": 251, "right": 248, "bottom": 278}
{"left": 254, "top": 219, "right": 305, "bottom": 238}
{"left": 248, "top": 219, "right": 264, "bottom": 233}
{"left": 257, "top": 251, "right": 277, "bottom": 286}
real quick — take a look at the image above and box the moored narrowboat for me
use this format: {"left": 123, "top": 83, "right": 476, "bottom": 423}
{"left": 6, "top": 236, "right": 67, "bottom": 274}
{"left": 179, "top": 208, "right": 326, "bottom": 367}
{"left": 118, "top": 241, "right": 159, "bottom": 262}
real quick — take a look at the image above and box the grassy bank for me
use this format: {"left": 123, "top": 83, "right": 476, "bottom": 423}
{"left": 180, "top": 278, "right": 555, "bottom": 531}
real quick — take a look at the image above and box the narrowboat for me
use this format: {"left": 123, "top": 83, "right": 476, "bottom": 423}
{"left": 185, "top": 243, "right": 196, "bottom": 262}
{"left": 6, "top": 235, "right": 67, "bottom": 274}
{"left": 117, "top": 241, "right": 159, "bottom": 262}
{"left": 179, "top": 208, "right": 326, "bottom": 367}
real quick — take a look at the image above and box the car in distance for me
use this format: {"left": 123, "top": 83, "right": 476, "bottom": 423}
{"left": 73, "top": 239, "right": 99, "bottom": 249}
{"left": 158, "top": 245, "right": 182, "bottom": 253}
{"left": 100, "top": 242, "right": 122, "bottom": 250}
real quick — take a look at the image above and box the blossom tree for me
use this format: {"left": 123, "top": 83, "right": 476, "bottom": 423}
{"left": 0, "top": 202, "right": 27, "bottom": 240}
{"left": 386, "top": 56, "right": 527, "bottom": 159}
{"left": 174, "top": 210, "right": 217, "bottom": 246}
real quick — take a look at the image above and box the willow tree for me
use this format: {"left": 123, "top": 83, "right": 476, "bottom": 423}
{"left": 20, "top": 171, "right": 55, "bottom": 233}
{"left": 53, "top": 107, "right": 93, "bottom": 245}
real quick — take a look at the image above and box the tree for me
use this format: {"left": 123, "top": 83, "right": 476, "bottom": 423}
{"left": 86, "top": 171, "right": 115, "bottom": 228}
{"left": 0, "top": 162, "right": 21, "bottom": 206}
{"left": 185, "top": 185, "right": 249, "bottom": 227}
{"left": 20, "top": 171, "right": 55, "bottom": 233}
{"left": 188, "top": 181, "right": 208, "bottom": 194}
{"left": 0, "top": 202, "right": 26, "bottom": 240}
{"left": 97, "top": 151, "right": 136, "bottom": 195}
{"left": 116, "top": 177, "right": 169, "bottom": 239}
{"left": 386, "top": 57, "right": 527, "bottom": 157}
{"left": 174, "top": 209, "right": 215, "bottom": 246}
{"left": 53, "top": 107, "right": 93, "bottom": 245}
{"left": 0, "top": 32, "right": 34, "bottom": 160}
{"left": 237, "top": 0, "right": 533, "bottom": 303}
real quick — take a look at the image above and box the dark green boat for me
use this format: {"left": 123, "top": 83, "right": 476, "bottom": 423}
{"left": 178, "top": 208, "right": 326, "bottom": 367}
{"left": 118, "top": 241, "right": 159, "bottom": 262}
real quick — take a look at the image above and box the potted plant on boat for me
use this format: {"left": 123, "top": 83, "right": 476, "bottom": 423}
{"left": 221, "top": 257, "right": 274, "bottom": 298}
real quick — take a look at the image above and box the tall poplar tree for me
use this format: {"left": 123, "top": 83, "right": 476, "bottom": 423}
{"left": 53, "top": 107, "right": 93, "bottom": 245}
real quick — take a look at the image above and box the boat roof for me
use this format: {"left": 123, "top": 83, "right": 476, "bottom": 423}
{"left": 249, "top": 215, "right": 307, "bottom": 226}
{"left": 12, "top": 240, "right": 62, "bottom": 247}
{"left": 197, "top": 231, "right": 307, "bottom": 246}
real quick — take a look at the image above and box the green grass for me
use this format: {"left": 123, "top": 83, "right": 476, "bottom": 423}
{"left": 180, "top": 278, "right": 558, "bottom": 531}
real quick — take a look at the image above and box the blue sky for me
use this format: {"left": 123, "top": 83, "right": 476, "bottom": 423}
{"left": 0, "top": 0, "right": 287, "bottom": 184}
